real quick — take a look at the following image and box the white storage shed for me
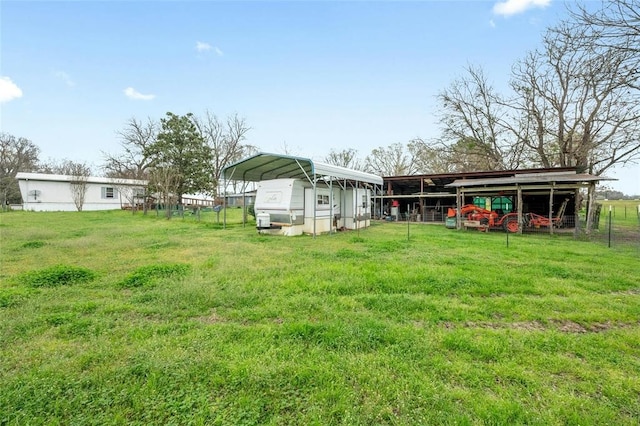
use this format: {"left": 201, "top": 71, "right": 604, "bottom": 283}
{"left": 223, "top": 153, "right": 383, "bottom": 236}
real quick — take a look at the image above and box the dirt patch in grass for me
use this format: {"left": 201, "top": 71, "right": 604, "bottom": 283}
{"left": 439, "top": 320, "right": 637, "bottom": 333}
{"left": 196, "top": 311, "right": 228, "bottom": 324}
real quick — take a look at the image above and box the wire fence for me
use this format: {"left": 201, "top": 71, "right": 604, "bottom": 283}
{"left": 437, "top": 202, "right": 640, "bottom": 249}
{"left": 582, "top": 204, "right": 640, "bottom": 249}
{"left": 127, "top": 204, "right": 251, "bottom": 226}
{"left": 142, "top": 201, "right": 640, "bottom": 249}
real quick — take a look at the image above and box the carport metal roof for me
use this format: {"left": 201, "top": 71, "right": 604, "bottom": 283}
{"left": 223, "top": 152, "right": 383, "bottom": 186}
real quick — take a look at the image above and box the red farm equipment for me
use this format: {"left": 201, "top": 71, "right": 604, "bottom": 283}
{"left": 447, "top": 198, "right": 570, "bottom": 233}
{"left": 526, "top": 198, "right": 570, "bottom": 229}
{"left": 447, "top": 204, "right": 520, "bottom": 232}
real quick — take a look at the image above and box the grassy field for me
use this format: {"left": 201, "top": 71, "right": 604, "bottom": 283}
{"left": 1, "top": 209, "right": 639, "bottom": 425}
{"left": 599, "top": 199, "right": 640, "bottom": 225}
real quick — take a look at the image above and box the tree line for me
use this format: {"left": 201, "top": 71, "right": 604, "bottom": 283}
{"left": 0, "top": 111, "right": 254, "bottom": 208}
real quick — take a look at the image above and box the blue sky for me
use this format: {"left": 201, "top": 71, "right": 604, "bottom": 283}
{"left": 1, "top": 0, "right": 638, "bottom": 195}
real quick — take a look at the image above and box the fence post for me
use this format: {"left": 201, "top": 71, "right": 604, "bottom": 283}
{"left": 608, "top": 205, "right": 612, "bottom": 248}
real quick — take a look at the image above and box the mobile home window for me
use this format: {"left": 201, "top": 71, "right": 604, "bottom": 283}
{"left": 317, "top": 194, "right": 330, "bottom": 205}
{"left": 101, "top": 187, "right": 116, "bottom": 199}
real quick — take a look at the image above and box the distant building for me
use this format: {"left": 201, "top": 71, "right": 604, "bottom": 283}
{"left": 15, "top": 172, "right": 147, "bottom": 212}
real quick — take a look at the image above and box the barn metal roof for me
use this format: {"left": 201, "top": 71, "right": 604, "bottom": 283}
{"left": 222, "top": 152, "right": 383, "bottom": 185}
{"left": 446, "top": 172, "right": 612, "bottom": 188}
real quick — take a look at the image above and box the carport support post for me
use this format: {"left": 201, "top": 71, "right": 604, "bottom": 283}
{"left": 343, "top": 179, "right": 347, "bottom": 229}
{"left": 242, "top": 189, "right": 246, "bottom": 228}
{"left": 223, "top": 192, "right": 227, "bottom": 229}
{"left": 313, "top": 173, "right": 317, "bottom": 238}
{"left": 355, "top": 179, "right": 359, "bottom": 235}
{"left": 329, "top": 179, "right": 333, "bottom": 235}
{"left": 221, "top": 175, "right": 226, "bottom": 229}
{"left": 517, "top": 185, "right": 523, "bottom": 234}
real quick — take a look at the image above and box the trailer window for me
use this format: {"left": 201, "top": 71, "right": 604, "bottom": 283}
{"left": 317, "top": 194, "right": 330, "bottom": 205}
{"left": 101, "top": 187, "right": 117, "bottom": 199}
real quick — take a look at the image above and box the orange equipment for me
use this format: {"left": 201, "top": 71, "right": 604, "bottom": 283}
{"left": 526, "top": 198, "right": 570, "bottom": 229}
{"left": 447, "top": 204, "right": 520, "bottom": 232}
{"left": 447, "top": 198, "right": 571, "bottom": 233}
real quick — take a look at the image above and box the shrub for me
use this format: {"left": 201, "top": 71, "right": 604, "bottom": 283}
{"left": 21, "top": 241, "right": 46, "bottom": 249}
{"left": 19, "top": 265, "right": 97, "bottom": 288}
{"left": 118, "top": 263, "right": 190, "bottom": 288}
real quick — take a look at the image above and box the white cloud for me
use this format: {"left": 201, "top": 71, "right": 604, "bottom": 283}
{"left": 54, "top": 70, "right": 75, "bottom": 87}
{"left": 493, "top": 0, "right": 551, "bottom": 17}
{"left": 489, "top": 19, "right": 496, "bottom": 28}
{"left": 0, "top": 76, "right": 23, "bottom": 103}
{"left": 196, "top": 41, "right": 212, "bottom": 52}
{"left": 124, "top": 87, "right": 155, "bottom": 101}
{"left": 196, "top": 41, "right": 223, "bottom": 56}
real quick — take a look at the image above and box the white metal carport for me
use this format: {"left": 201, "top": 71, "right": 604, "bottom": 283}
{"left": 222, "top": 153, "right": 384, "bottom": 236}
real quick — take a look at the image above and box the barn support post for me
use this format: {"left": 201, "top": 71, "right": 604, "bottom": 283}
{"left": 585, "top": 182, "right": 596, "bottom": 234}
{"left": 549, "top": 184, "right": 554, "bottom": 235}
{"left": 574, "top": 188, "right": 580, "bottom": 237}
{"left": 517, "top": 185, "right": 523, "bottom": 234}
{"left": 456, "top": 187, "right": 462, "bottom": 230}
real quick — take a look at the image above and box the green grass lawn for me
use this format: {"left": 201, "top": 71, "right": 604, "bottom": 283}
{"left": 1, "top": 209, "right": 639, "bottom": 425}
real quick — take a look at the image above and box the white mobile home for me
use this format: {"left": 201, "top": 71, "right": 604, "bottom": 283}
{"left": 223, "top": 153, "right": 383, "bottom": 236}
{"left": 16, "top": 172, "right": 148, "bottom": 212}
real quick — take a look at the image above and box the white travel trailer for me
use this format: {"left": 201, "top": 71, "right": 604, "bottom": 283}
{"left": 223, "top": 153, "right": 383, "bottom": 236}
{"left": 15, "top": 172, "right": 147, "bottom": 212}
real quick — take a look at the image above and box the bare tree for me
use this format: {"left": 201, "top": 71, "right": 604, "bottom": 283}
{"left": 278, "top": 141, "right": 300, "bottom": 156}
{"left": 323, "top": 148, "right": 364, "bottom": 170}
{"left": 364, "top": 142, "right": 419, "bottom": 176}
{"left": 437, "top": 65, "right": 524, "bottom": 171}
{"left": 0, "top": 133, "right": 40, "bottom": 207}
{"left": 103, "top": 117, "right": 157, "bottom": 179}
{"left": 192, "top": 111, "right": 253, "bottom": 196}
{"left": 511, "top": 20, "right": 640, "bottom": 175}
{"left": 148, "top": 165, "right": 181, "bottom": 219}
{"left": 410, "top": 137, "right": 510, "bottom": 174}
{"left": 66, "top": 162, "right": 91, "bottom": 212}
{"left": 406, "top": 138, "right": 454, "bottom": 174}
{"left": 569, "top": 0, "right": 639, "bottom": 56}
